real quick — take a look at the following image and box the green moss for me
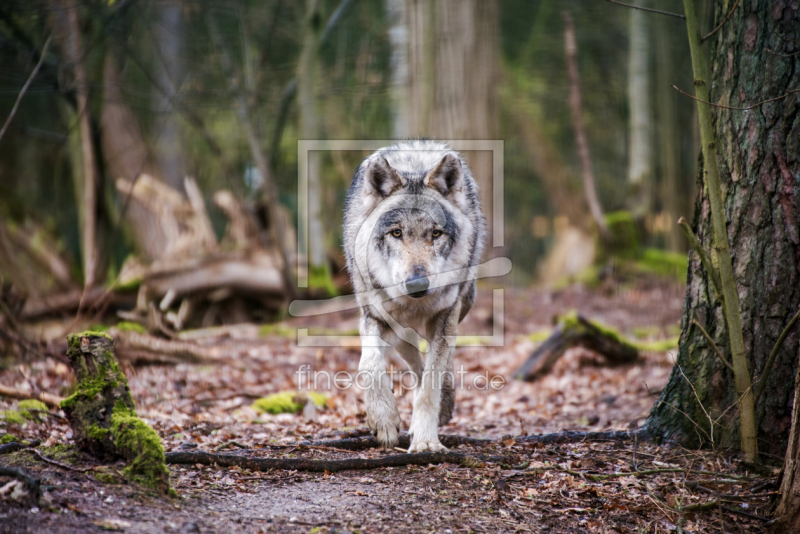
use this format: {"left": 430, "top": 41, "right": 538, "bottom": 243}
{"left": 68, "top": 331, "right": 113, "bottom": 343}
{"left": 308, "top": 264, "right": 337, "bottom": 297}
{"left": 1, "top": 410, "right": 25, "bottom": 424}
{"left": 558, "top": 311, "right": 677, "bottom": 353}
{"left": 635, "top": 248, "right": 688, "bottom": 282}
{"left": 18, "top": 400, "right": 48, "bottom": 413}
{"left": 258, "top": 324, "right": 298, "bottom": 337}
{"left": 527, "top": 329, "right": 553, "bottom": 343}
{"left": 601, "top": 211, "right": 640, "bottom": 260}
{"left": 1, "top": 433, "right": 18, "bottom": 444}
{"left": 110, "top": 400, "right": 169, "bottom": 491}
{"left": 88, "top": 423, "right": 111, "bottom": 441}
{"left": 634, "top": 337, "right": 680, "bottom": 353}
{"left": 115, "top": 321, "right": 146, "bottom": 334}
{"left": 251, "top": 391, "right": 327, "bottom": 415}
{"left": 94, "top": 471, "right": 121, "bottom": 484}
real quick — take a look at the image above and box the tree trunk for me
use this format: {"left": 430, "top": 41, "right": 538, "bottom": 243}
{"left": 645, "top": 1, "right": 800, "bottom": 456}
{"left": 563, "top": 12, "right": 609, "bottom": 242}
{"left": 398, "top": 0, "right": 499, "bottom": 257}
{"left": 626, "top": 0, "right": 652, "bottom": 218}
{"left": 151, "top": 0, "right": 186, "bottom": 192}
{"left": 52, "top": 2, "right": 101, "bottom": 287}
{"left": 298, "top": 0, "right": 331, "bottom": 290}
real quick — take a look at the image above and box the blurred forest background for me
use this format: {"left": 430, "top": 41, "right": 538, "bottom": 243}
{"left": 0, "top": 0, "right": 706, "bottom": 328}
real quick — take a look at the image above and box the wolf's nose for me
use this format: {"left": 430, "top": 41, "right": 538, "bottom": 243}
{"left": 405, "top": 273, "right": 429, "bottom": 298}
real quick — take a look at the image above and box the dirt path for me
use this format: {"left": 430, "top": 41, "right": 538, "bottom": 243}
{"left": 0, "top": 283, "right": 777, "bottom": 532}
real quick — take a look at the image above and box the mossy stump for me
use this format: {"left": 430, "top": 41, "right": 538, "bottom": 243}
{"left": 61, "top": 332, "right": 171, "bottom": 495}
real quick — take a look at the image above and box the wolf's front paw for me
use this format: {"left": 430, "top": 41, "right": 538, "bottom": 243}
{"left": 366, "top": 404, "right": 401, "bottom": 449}
{"left": 408, "top": 438, "right": 448, "bottom": 453}
{"left": 370, "top": 418, "right": 400, "bottom": 449}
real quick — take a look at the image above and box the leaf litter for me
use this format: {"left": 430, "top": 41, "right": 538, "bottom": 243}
{"left": 0, "top": 281, "right": 777, "bottom": 532}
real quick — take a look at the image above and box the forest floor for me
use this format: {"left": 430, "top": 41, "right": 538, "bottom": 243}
{"left": 0, "top": 280, "right": 779, "bottom": 533}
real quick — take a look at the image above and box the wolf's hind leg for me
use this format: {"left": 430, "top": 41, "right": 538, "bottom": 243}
{"left": 358, "top": 316, "right": 400, "bottom": 449}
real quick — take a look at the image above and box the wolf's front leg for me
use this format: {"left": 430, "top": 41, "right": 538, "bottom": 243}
{"left": 358, "top": 316, "right": 400, "bottom": 449}
{"left": 408, "top": 305, "right": 460, "bottom": 453}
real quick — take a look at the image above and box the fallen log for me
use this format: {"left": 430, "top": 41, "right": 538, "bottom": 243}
{"left": 60, "top": 331, "right": 171, "bottom": 495}
{"left": 0, "top": 384, "right": 63, "bottom": 410}
{"left": 514, "top": 312, "right": 639, "bottom": 381}
{"left": 165, "top": 450, "right": 504, "bottom": 473}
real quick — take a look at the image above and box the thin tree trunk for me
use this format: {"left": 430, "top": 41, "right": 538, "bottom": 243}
{"left": 151, "top": 0, "right": 186, "bottom": 192}
{"left": 646, "top": 0, "right": 799, "bottom": 460}
{"left": 626, "top": 0, "right": 653, "bottom": 218}
{"left": 298, "top": 0, "right": 330, "bottom": 289}
{"left": 655, "top": 17, "right": 681, "bottom": 252}
{"left": 54, "top": 2, "right": 100, "bottom": 287}
{"left": 563, "top": 12, "right": 609, "bottom": 242}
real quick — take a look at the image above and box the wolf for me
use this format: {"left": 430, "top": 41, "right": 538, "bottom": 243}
{"left": 343, "top": 140, "right": 486, "bottom": 452}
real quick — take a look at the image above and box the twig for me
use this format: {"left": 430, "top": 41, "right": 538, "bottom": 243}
{"left": 672, "top": 84, "right": 800, "bottom": 111}
{"left": 0, "top": 35, "right": 53, "bottom": 143}
{"left": 692, "top": 318, "right": 733, "bottom": 372}
{"left": 755, "top": 305, "right": 800, "bottom": 403}
{"left": 604, "top": 0, "right": 685, "bottom": 20}
{"left": 701, "top": 0, "right": 739, "bottom": 42}
{"left": 678, "top": 217, "right": 723, "bottom": 303}
{"left": 766, "top": 48, "right": 800, "bottom": 58}
{"left": 30, "top": 448, "right": 95, "bottom": 472}
{"left": 165, "top": 450, "right": 504, "bottom": 473}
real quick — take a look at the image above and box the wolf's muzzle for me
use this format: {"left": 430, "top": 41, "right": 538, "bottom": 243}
{"left": 405, "top": 273, "right": 430, "bottom": 298}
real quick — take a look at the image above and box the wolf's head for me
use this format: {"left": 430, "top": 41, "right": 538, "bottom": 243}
{"left": 353, "top": 148, "right": 477, "bottom": 302}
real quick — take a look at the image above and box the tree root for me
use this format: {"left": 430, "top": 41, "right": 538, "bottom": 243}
{"left": 164, "top": 450, "right": 505, "bottom": 473}
{"left": 285, "top": 429, "right": 642, "bottom": 452}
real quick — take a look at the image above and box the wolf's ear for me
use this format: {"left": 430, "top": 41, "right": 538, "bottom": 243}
{"left": 364, "top": 157, "right": 403, "bottom": 198}
{"left": 424, "top": 154, "right": 463, "bottom": 197}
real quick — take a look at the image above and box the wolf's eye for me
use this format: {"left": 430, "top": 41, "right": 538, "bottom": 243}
{"left": 432, "top": 229, "right": 442, "bottom": 238}
{"left": 391, "top": 229, "right": 402, "bottom": 238}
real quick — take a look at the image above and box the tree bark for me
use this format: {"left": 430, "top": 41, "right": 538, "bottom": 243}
{"left": 777, "top": 359, "right": 800, "bottom": 531}
{"left": 397, "top": 0, "right": 499, "bottom": 256}
{"left": 645, "top": 0, "right": 800, "bottom": 456}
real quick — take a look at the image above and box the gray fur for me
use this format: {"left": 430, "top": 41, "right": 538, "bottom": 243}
{"left": 343, "top": 140, "right": 486, "bottom": 451}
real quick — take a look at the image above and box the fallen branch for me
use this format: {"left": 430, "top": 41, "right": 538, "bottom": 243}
{"left": 0, "top": 439, "right": 40, "bottom": 455}
{"left": 0, "top": 466, "right": 41, "bottom": 503}
{"left": 515, "top": 313, "right": 639, "bottom": 381}
{"left": 287, "top": 429, "right": 642, "bottom": 452}
{"left": 165, "top": 450, "right": 503, "bottom": 473}
{"left": 0, "top": 384, "right": 63, "bottom": 410}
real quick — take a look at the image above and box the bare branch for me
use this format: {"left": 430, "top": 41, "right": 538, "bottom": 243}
{"left": 692, "top": 318, "right": 733, "bottom": 372}
{"left": 604, "top": 0, "right": 685, "bottom": 20}
{"left": 678, "top": 216, "right": 723, "bottom": 304}
{"left": 755, "top": 306, "right": 800, "bottom": 403}
{"left": 672, "top": 84, "right": 800, "bottom": 111}
{"left": 701, "top": 0, "right": 739, "bottom": 42}
{"left": 0, "top": 34, "right": 52, "bottom": 143}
